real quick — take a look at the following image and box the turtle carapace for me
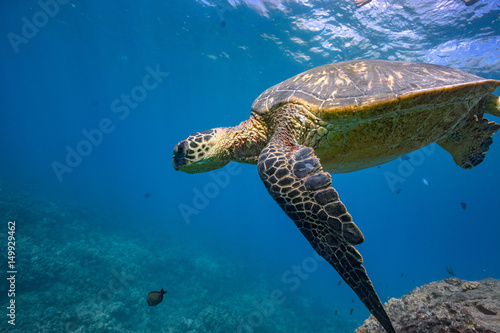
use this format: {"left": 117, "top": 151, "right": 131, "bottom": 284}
{"left": 172, "top": 60, "right": 500, "bottom": 333}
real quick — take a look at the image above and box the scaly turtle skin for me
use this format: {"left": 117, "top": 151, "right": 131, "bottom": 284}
{"left": 172, "top": 60, "right": 500, "bottom": 333}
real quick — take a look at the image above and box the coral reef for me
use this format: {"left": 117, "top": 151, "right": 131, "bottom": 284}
{"left": 0, "top": 187, "right": 357, "bottom": 332}
{"left": 357, "top": 277, "right": 500, "bottom": 333}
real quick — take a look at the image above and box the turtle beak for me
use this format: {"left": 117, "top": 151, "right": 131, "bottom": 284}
{"left": 172, "top": 140, "right": 189, "bottom": 170}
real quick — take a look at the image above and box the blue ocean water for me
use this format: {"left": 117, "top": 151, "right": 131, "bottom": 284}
{"left": 1, "top": 0, "right": 499, "bottom": 332}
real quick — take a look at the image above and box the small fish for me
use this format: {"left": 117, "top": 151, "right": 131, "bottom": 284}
{"left": 335, "top": 310, "right": 338, "bottom": 316}
{"left": 400, "top": 273, "right": 404, "bottom": 277}
{"left": 337, "top": 280, "right": 343, "bottom": 286}
{"left": 147, "top": 289, "right": 167, "bottom": 306}
{"left": 145, "top": 193, "right": 151, "bottom": 199}
{"left": 400, "top": 155, "right": 410, "bottom": 161}
{"left": 422, "top": 178, "right": 431, "bottom": 187}
{"left": 460, "top": 201, "right": 467, "bottom": 210}
{"left": 446, "top": 266, "right": 456, "bottom": 277}
{"left": 350, "top": 308, "right": 353, "bottom": 315}
{"left": 395, "top": 188, "right": 403, "bottom": 194}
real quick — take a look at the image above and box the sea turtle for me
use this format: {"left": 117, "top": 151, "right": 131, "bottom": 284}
{"left": 172, "top": 60, "right": 500, "bottom": 333}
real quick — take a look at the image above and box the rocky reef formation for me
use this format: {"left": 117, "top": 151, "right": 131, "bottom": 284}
{"left": 357, "top": 277, "right": 500, "bottom": 333}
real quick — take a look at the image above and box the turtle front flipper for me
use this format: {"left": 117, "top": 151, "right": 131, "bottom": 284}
{"left": 257, "top": 139, "right": 395, "bottom": 333}
{"left": 437, "top": 95, "right": 500, "bottom": 169}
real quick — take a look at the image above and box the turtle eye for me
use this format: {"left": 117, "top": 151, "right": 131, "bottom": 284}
{"left": 175, "top": 141, "right": 188, "bottom": 156}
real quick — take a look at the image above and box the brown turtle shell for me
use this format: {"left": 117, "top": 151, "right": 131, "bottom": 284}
{"left": 251, "top": 59, "right": 499, "bottom": 119}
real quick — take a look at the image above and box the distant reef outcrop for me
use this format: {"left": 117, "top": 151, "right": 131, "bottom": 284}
{"left": 357, "top": 277, "right": 500, "bottom": 333}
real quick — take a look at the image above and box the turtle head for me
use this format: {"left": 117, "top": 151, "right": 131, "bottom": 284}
{"left": 172, "top": 129, "right": 230, "bottom": 174}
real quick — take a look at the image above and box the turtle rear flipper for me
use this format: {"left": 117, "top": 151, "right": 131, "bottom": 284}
{"left": 483, "top": 93, "right": 500, "bottom": 118}
{"left": 437, "top": 99, "right": 500, "bottom": 169}
{"left": 257, "top": 126, "right": 395, "bottom": 333}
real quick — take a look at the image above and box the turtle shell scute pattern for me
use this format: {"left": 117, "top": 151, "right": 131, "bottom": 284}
{"left": 251, "top": 59, "right": 492, "bottom": 115}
